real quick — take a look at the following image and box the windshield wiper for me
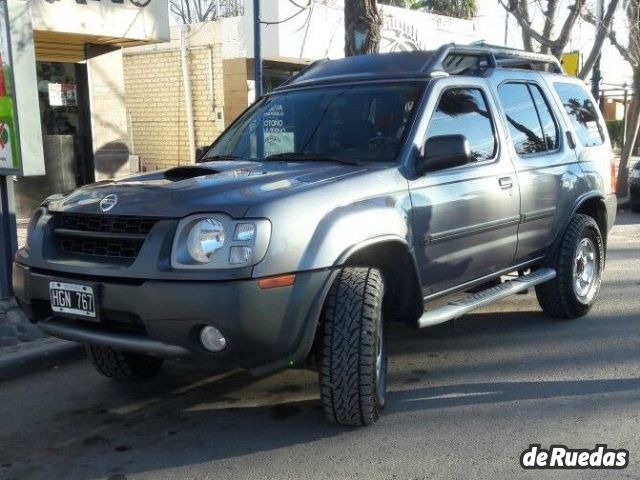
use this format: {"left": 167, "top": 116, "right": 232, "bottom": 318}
{"left": 264, "top": 152, "right": 362, "bottom": 166}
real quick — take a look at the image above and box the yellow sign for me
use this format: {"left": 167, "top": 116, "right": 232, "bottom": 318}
{"left": 561, "top": 51, "right": 580, "bottom": 77}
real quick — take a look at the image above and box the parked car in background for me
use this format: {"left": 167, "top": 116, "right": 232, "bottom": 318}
{"left": 630, "top": 160, "right": 640, "bottom": 212}
{"left": 13, "top": 44, "right": 617, "bottom": 426}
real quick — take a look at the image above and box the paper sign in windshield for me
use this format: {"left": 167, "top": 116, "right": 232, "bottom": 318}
{"left": 264, "top": 131, "right": 294, "bottom": 157}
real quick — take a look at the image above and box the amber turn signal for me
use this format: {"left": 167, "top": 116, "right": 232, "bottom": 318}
{"left": 257, "top": 274, "right": 296, "bottom": 289}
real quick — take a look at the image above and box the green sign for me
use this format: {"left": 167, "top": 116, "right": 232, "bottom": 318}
{"left": 0, "top": 0, "right": 20, "bottom": 176}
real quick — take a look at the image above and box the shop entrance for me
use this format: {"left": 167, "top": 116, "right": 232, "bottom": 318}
{"left": 14, "top": 61, "right": 94, "bottom": 218}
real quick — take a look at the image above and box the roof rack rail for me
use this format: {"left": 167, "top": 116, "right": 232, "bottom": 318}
{"left": 423, "top": 43, "right": 564, "bottom": 76}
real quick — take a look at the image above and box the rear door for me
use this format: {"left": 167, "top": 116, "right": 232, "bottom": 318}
{"left": 407, "top": 78, "right": 520, "bottom": 296}
{"left": 493, "top": 76, "right": 580, "bottom": 262}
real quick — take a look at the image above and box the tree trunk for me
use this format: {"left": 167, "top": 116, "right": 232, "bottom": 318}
{"left": 344, "top": 0, "right": 382, "bottom": 56}
{"left": 617, "top": 68, "right": 640, "bottom": 198}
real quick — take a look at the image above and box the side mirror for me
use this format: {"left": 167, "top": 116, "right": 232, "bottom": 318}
{"left": 195, "top": 146, "right": 209, "bottom": 163}
{"left": 417, "top": 134, "right": 471, "bottom": 175}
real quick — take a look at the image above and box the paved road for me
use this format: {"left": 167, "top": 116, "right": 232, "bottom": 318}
{"left": 1, "top": 211, "right": 639, "bottom": 480}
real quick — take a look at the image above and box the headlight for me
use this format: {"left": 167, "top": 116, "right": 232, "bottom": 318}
{"left": 171, "top": 214, "right": 271, "bottom": 269}
{"left": 631, "top": 168, "right": 640, "bottom": 180}
{"left": 187, "top": 219, "right": 226, "bottom": 263}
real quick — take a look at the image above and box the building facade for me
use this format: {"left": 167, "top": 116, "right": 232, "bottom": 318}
{"left": 11, "top": 0, "right": 169, "bottom": 217}
{"left": 121, "top": 0, "right": 485, "bottom": 171}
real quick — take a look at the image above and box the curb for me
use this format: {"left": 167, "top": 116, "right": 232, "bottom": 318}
{"left": 0, "top": 339, "right": 85, "bottom": 382}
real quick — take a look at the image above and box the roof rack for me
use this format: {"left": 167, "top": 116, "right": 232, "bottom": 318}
{"left": 423, "top": 43, "right": 564, "bottom": 76}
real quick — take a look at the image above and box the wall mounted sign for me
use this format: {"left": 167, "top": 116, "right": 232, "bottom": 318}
{"left": 0, "top": 0, "right": 21, "bottom": 175}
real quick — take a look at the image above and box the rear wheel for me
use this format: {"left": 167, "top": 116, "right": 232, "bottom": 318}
{"left": 87, "top": 345, "right": 164, "bottom": 380}
{"left": 536, "top": 214, "right": 604, "bottom": 319}
{"left": 319, "top": 267, "right": 387, "bottom": 426}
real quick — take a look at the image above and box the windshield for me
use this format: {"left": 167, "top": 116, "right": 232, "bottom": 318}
{"left": 204, "top": 82, "right": 425, "bottom": 164}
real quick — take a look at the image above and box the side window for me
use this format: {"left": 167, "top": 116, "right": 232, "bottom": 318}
{"left": 426, "top": 88, "right": 496, "bottom": 162}
{"left": 529, "top": 85, "right": 559, "bottom": 150}
{"left": 498, "top": 83, "right": 546, "bottom": 155}
{"left": 554, "top": 82, "right": 604, "bottom": 147}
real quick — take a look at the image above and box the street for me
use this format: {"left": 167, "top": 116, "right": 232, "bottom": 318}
{"left": 0, "top": 211, "right": 638, "bottom": 480}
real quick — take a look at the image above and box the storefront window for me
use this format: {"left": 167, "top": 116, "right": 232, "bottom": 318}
{"left": 36, "top": 62, "right": 79, "bottom": 135}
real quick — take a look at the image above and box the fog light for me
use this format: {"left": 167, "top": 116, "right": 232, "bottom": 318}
{"left": 200, "top": 326, "right": 227, "bottom": 352}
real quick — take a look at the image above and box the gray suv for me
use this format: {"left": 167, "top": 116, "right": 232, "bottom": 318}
{"left": 13, "top": 45, "right": 617, "bottom": 426}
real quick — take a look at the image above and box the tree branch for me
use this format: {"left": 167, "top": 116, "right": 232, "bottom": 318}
{"left": 583, "top": 6, "right": 637, "bottom": 66}
{"left": 578, "top": 0, "right": 621, "bottom": 79}
{"left": 551, "top": 0, "right": 585, "bottom": 57}
{"left": 541, "top": 0, "right": 559, "bottom": 53}
{"left": 499, "top": 0, "right": 554, "bottom": 49}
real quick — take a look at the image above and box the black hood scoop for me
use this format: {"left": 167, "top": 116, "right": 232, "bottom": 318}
{"left": 164, "top": 166, "right": 220, "bottom": 181}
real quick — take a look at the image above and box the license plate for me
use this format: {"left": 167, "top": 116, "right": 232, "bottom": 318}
{"left": 49, "top": 282, "right": 97, "bottom": 320}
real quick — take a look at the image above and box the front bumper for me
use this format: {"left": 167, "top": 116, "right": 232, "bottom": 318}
{"left": 13, "top": 262, "right": 335, "bottom": 373}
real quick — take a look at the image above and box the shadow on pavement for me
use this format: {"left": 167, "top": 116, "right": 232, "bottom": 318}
{"left": 1, "top": 284, "right": 638, "bottom": 478}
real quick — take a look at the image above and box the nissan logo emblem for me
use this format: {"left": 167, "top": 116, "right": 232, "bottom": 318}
{"left": 99, "top": 194, "right": 118, "bottom": 212}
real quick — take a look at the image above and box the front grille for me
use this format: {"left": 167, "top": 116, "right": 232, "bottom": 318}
{"left": 60, "top": 237, "right": 144, "bottom": 259}
{"left": 52, "top": 213, "right": 161, "bottom": 260}
{"left": 59, "top": 214, "right": 158, "bottom": 235}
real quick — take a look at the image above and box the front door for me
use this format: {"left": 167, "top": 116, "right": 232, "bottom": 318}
{"left": 408, "top": 78, "right": 520, "bottom": 296}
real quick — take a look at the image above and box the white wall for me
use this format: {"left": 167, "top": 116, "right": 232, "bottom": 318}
{"left": 8, "top": 0, "right": 44, "bottom": 176}
{"left": 87, "top": 50, "right": 131, "bottom": 182}
{"left": 30, "top": 0, "right": 170, "bottom": 42}
{"left": 237, "top": 0, "right": 479, "bottom": 61}
{"left": 229, "top": 0, "right": 632, "bottom": 87}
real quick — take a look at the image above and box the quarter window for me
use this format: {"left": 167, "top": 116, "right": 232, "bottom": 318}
{"left": 554, "top": 82, "right": 604, "bottom": 147}
{"left": 498, "top": 82, "right": 559, "bottom": 155}
{"left": 426, "top": 88, "right": 497, "bottom": 162}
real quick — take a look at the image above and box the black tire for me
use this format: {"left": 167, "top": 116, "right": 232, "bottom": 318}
{"left": 631, "top": 205, "right": 640, "bottom": 213}
{"left": 319, "top": 267, "right": 387, "bottom": 426}
{"left": 86, "top": 345, "right": 164, "bottom": 381}
{"left": 535, "top": 214, "right": 604, "bottom": 319}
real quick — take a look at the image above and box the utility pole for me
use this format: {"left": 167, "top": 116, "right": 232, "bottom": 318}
{"left": 591, "top": 0, "right": 605, "bottom": 100}
{"left": 504, "top": 8, "right": 509, "bottom": 46}
{"left": 253, "top": 0, "right": 263, "bottom": 99}
{"left": 0, "top": 0, "right": 21, "bottom": 300}
{"left": 0, "top": 177, "right": 17, "bottom": 299}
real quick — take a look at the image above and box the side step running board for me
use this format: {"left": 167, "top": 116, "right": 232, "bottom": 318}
{"left": 417, "top": 268, "right": 556, "bottom": 329}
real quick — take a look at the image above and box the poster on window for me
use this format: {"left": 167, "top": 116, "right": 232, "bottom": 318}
{"left": 262, "top": 103, "right": 294, "bottom": 157}
{"left": 48, "top": 83, "right": 77, "bottom": 107}
{"left": 0, "top": 0, "right": 21, "bottom": 175}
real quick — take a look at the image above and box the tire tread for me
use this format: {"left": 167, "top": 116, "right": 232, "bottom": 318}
{"left": 319, "top": 267, "right": 384, "bottom": 426}
{"left": 536, "top": 214, "right": 603, "bottom": 319}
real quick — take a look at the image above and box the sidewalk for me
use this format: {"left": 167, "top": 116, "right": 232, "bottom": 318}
{"left": 0, "top": 297, "right": 84, "bottom": 381}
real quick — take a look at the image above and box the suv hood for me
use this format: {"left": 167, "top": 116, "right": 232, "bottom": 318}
{"left": 47, "top": 161, "right": 368, "bottom": 218}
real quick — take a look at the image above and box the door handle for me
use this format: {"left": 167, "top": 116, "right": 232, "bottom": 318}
{"left": 499, "top": 177, "right": 513, "bottom": 189}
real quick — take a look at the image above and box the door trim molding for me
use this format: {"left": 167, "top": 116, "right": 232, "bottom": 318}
{"left": 521, "top": 207, "right": 556, "bottom": 223}
{"left": 425, "top": 215, "right": 521, "bottom": 245}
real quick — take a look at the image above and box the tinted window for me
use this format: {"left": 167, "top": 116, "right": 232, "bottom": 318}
{"left": 529, "top": 85, "right": 559, "bottom": 150}
{"left": 554, "top": 82, "right": 604, "bottom": 147}
{"left": 427, "top": 88, "right": 496, "bottom": 161}
{"left": 205, "top": 83, "right": 424, "bottom": 164}
{"left": 498, "top": 83, "right": 546, "bottom": 155}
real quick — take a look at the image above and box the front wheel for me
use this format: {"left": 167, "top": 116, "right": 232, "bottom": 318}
{"left": 536, "top": 214, "right": 604, "bottom": 319}
{"left": 319, "top": 267, "right": 387, "bottom": 426}
{"left": 87, "top": 345, "right": 164, "bottom": 380}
